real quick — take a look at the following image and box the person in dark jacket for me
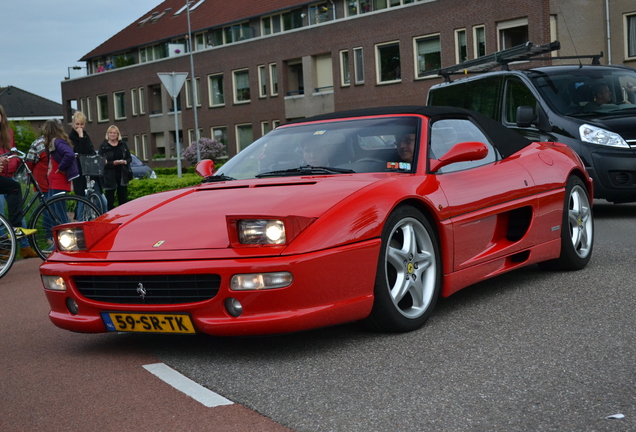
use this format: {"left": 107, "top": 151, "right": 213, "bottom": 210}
{"left": 68, "top": 112, "right": 106, "bottom": 210}
{"left": 98, "top": 125, "right": 132, "bottom": 210}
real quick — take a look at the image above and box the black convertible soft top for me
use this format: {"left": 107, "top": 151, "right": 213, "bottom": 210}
{"left": 294, "top": 106, "right": 533, "bottom": 159}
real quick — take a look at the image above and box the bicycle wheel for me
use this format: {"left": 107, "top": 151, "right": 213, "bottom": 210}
{"left": 0, "top": 213, "right": 17, "bottom": 278}
{"left": 28, "top": 195, "right": 102, "bottom": 260}
{"left": 88, "top": 191, "right": 106, "bottom": 215}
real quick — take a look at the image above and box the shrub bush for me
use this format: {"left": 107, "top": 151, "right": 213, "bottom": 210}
{"left": 182, "top": 138, "right": 226, "bottom": 165}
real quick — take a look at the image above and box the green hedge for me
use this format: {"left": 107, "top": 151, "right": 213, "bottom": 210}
{"left": 127, "top": 173, "right": 202, "bottom": 201}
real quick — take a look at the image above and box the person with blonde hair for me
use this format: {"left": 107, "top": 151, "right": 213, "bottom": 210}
{"left": 98, "top": 125, "right": 132, "bottom": 210}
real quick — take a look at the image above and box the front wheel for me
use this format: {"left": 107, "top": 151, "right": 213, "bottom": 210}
{"left": 539, "top": 176, "right": 593, "bottom": 271}
{"left": 28, "top": 194, "right": 103, "bottom": 260}
{"left": 364, "top": 206, "right": 442, "bottom": 332}
{"left": 0, "top": 214, "right": 17, "bottom": 279}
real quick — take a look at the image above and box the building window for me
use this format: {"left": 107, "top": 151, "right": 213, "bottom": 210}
{"left": 194, "top": 32, "right": 207, "bottom": 51}
{"left": 233, "top": 69, "right": 251, "bottom": 103}
{"left": 211, "top": 126, "right": 227, "bottom": 147}
{"left": 309, "top": 3, "right": 331, "bottom": 24}
{"left": 187, "top": 129, "right": 203, "bottom": 146}
{"left": 258, "top": 65, "right": 267, "bottom": 98}
{"left": 210, "top": 29, "right": 224, "bottom": 46}
{"left": 269, "top": 63, "right": 278, "bottom": 96}
{"left": 134, "top": 135, "right": 141, "bottom": 155}
{"left": 347, "top": 0, "right": 372, "bottom": 16}
{"left": 272, "top": 120, "right": 280, "bottom": 129}
{"left": 286, "top": 60, "right": 304, "bottom": 96}
{"left": 208, "top": 74, "right": 225, "bottom": 106}
{"left": 224, "top": 22, "right": 253, "bottom": 44}
{"left": 114, "top": 91, "right": 126, "bottom": 120}
{"left": 282, "top": 9, "right": 303, "bottom": 31}
{"left": 315, "top": 54, "right": 333, "bottom": 93}
{"left": 138, "top": 87, "right": 145, "bottom": 114}
{"left": 185, "top": 77, "right": 201, "bottom": 108}
{"left": 262, "top": 14, "right": 283, "bottom": 35}
{"left": 261, "top": 121, "right": 270, "bottom": 136}
{"left": 131, "top": 89, "right": 138, "bottom": 115}
{"left": 353, "top": 47, "right": 364, "bottom": 84}
{"left": 97, "top": 94, "right": 109, "bottom": 122}
{"left": 414, "top": 34, "right": 441, "bottom": 78}
{"left": 236, "top": 123, "right": 253, "bottom": 153}
{"left": 376, "top": 41, "right": 401, "bottom": 84}
{"left": 86, "top": 97, "right": 92, "bottom": 122}
{"left": 141, "top": 134, "right": 148, "bottom": 160}
{"left": 340, "top": 50, "right": 350, "bottom": 86}
{"left": 474, "top": 26, "right": 486, "bottom": 58}
{"left": 497, "top": 18, "right": 528, "bottom": 50}
{"left": 626, "top": 13, "right": 636, "bottom": 59}
{"left": 455, "top": 29, "right": 467, "bottom": 63}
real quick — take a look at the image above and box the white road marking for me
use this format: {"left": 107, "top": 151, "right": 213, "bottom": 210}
{"left": 143, "top": 363, "right": 233, "bottom": 407}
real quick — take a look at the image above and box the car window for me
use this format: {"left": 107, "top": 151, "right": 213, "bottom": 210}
{"left": 503, "top": 78, "right": 537, "bottom": 124}
{"left": 429, "top": 119, "right": 497, "bottom": 173}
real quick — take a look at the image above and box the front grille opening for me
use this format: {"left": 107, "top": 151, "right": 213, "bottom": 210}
{"left": 74, "top": 274, "right": 221, "bottom": 305}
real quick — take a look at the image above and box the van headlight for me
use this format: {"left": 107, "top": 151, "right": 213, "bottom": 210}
{"left": 580, "top": 124, "right": 629, "bottom": 148}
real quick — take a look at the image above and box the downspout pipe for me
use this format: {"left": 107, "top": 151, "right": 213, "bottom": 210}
{"left": 605, "top": 0, "right": 612, "bottom": 64}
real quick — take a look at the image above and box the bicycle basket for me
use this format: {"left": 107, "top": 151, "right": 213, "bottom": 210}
{"left": 79, "top": 154, "right": 105, "bottom": 176}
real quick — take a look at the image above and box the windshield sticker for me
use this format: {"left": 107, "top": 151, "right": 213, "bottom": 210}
{"left": 313, "top": 130, "right": 326, "bottom": 135}
{"left": 387, "top": 162, "right": 411, "bottom": 170}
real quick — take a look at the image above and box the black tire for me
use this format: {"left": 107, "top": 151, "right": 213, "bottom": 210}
{"left": 539, "top": 176, "right": 593, "bottom": 271}
{"left": 0, "top": 214, "right": 17, "bottom": 279}
{"left": 28, "top": 194, "right": 102, "bottom": 260}
{"left": 365, "top": 206, "right": 442, "bottom": 332}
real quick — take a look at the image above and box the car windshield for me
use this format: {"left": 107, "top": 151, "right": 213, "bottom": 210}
{"left": 215, "top": 116, "right": 420, "bottom": 180}
{"left": 531, "top": 67, "right": 636, "bottom": 116}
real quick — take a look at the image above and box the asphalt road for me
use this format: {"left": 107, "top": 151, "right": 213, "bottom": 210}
{"left": 1, "top": 199, "right": 634, "bottom": 431}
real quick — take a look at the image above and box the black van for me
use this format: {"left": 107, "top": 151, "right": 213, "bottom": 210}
{"left": 427, "top": 63, "right": 636, "bottom": 203}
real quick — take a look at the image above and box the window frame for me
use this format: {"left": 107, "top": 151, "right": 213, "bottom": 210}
{"left": 113, "top": 91, "right": 126, "bottom": 120}
{"left": 497, "top": 17, "right": 529, "bottom": 50}
{"left": 454, "top": 28, "right": 467, "bottom": 64}
{"left": 232, "top": 68, "right": 251, "bottom": 104}
{"left": 375, "top": 40, "right": 401, "bottom": 85}
{"left": 413, "top": 33, "right": 441, "bottom": 79}
{"left": 353, "top": 47, "right": 364, "bottom": 85}
{"left": 208, "top": 73, "right": 225, "bottom": 107}
{"left": 340, "top": 50, "right": 351, "bottom": 87}
{"left": 185, "top": 77, "right": 201, "bottom": 108}
{"left": 624, "top": 12, "right": 636, "bottom": 60}
{"left": 473, "top": 25, "right": 486, "bottom": 58}
{"left": 269, "top": 63, "right": 278, "bottom": 96}
{"left": 97, "top": 94, "right": 109, "bottom": 123}
{"left": 131, "top": 88, "right": 138, "bottom": 116}
{"left": 258, "top": 65, "right": 267, "bottom": 98}
{"left": 235, "top": 123, "right": 253, "bottom": 153}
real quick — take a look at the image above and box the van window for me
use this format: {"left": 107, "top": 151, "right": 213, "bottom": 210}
{"left": 503, "top": 78, "right": 537, "bottom": 124}
{"left": 428, "top": 76, "right": 502, "bottom": 120}
{"left": 429, "top": 119, "right": 498, "bottom": 173}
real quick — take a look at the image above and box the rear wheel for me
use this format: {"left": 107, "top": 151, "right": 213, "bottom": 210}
{"left": 0, "top": 214, "right": 17, "bottom": 279}
{"left": 539, "top": 176, "right": 593, "bottom": 270}
{"left": 28, "top": 195, "right": 102, "bottom": 260}
{"left": 365, "top": 206, "right": 442, "bottom": 332}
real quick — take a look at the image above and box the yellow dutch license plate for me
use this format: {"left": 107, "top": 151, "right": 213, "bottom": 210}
{"left": 101, "top": 312, "right": 196, "bottom": 334}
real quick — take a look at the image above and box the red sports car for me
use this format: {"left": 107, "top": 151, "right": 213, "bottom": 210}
{"left": 40, "top": 107, "right": 594, "bottom": 336}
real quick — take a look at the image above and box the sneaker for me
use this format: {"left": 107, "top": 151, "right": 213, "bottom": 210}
{"left": 14, "top": 227, "right": 37, "bottom": 238}
{"left": 20, "top": 246, "right": 39, "bottom": 259}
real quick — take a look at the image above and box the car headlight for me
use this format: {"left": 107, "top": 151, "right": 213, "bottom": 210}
{"left": 231, "top": 272, "right": 293, "bottom": 290}
{"left": 42, "top": 275, "right": 66, "bottom": 291}
{"left": 579, "top": 124, "right": 629, "bottom": 148}
{"left": 238, "top": 219, "right": 286, "bottom": 245}
{"left": 57, "top": 228, "right": 86, "bottom": 251}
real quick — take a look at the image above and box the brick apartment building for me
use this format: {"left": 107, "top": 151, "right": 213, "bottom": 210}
{"left": 60, "top": 0, "right": 636, "bottom": 167}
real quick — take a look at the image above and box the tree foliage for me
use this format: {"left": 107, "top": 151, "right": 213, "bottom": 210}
{"left": 9, "top": 120, "right": 38, "bottom": 153}
{"left": 182, "top": 137, "right": 226, "bottom": 165}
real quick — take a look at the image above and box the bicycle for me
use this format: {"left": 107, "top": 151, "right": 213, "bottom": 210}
{"left": 79, "top": 154, "right": 107, "bottom": 215}
{"left": 6, "top": 148, "right": 104, "bottom": 260}
{"left": 0, "top": 212, "right": 17, "bottom": 278}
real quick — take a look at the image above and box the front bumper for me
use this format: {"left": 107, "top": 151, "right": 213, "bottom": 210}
{"left": 40, "top": 240, "right": 380, "bottom": 336}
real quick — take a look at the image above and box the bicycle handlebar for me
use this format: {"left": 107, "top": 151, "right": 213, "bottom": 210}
{"left": 0, "top": 148, "right": 25, "bottom": 159}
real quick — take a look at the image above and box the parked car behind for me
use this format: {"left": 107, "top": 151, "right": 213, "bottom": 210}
{"left": 130, "top": 153, "right": 156, "bottom": 179}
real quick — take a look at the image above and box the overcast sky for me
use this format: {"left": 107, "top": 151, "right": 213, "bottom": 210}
{"left": 2, "top": 0, "right": 161, "bottom": 105}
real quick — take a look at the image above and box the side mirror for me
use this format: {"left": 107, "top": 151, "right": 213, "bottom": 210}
{"left": 195, "top": 159, "right": 215, "bottom": 177}
{"left": 516, "top": 106, "right": 536, "bottom": 128}
{"left": 429, "top": 141, "right": 489, "bottom": 173}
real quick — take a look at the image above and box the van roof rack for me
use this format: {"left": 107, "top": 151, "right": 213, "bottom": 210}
{"left": 428, "top": 41, "right": 603, "bottom": 82}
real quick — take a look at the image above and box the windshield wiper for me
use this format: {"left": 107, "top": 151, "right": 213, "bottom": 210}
{"left": 256, "top": 165, "right": 355, "bottom": 178}
{"left": 202, "top": 174, "right": 236, "bottom": 183}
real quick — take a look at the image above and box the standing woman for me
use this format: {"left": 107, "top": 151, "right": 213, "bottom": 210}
{"left": 0, "top": 105, "right": 38, "bottom": 258}
{"left": 98, "top": 125, "right": 132, "bottom": 210}
{"left": 42, "top": 120, "right": 79, "bottom": 223}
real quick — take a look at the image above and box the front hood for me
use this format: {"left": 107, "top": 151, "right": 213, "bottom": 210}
{"left": 91, "top": 175, "right": 386, "bottom": 253}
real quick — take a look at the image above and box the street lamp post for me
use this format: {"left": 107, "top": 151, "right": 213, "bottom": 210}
{"left": 66, "top": 66, "right": 82, "bottom": 80}
{"left": 186, "top": 0, "right": 201, "bottom": 162}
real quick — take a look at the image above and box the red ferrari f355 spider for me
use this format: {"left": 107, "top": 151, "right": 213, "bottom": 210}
{"left": 40, "top": 106, "right": 593, "bottom": 336}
